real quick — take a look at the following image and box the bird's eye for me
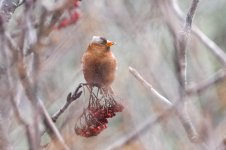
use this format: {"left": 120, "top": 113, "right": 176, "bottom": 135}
{"left": 99, "top": 37, "right": 107, "bottom": 45}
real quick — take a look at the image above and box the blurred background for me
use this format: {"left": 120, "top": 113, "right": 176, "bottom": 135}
{"left": 2, "top": 0, "right": 226, "bottom": 149}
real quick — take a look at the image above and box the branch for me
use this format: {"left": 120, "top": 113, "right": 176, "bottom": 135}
{"left": 52, "top": 84, "right": 83, "bottom": 122}
{"left": 169, "top": 0, "right": 226, "bottom": 94}
{"left": 7, "top": 32, "right": 69, "bottom": 150}
{"left": 129, "top": 66, "right": 199, "bottom": 141}
{"left": 109, "top": 62, "right": 209, "bottom": 149}
{"left": 106, "top": 112, "right": 172, "bottom": 150}
{"left": 187, "top": 69, "right": 226, "bottom": 94}
{"left": 39, "top": 100, "right": 70, "bottom": 150}
{"left": 171, "top": 0, "right": 226, "bottom": 66}
{"left": 129, "top": 67, "right": 172, "bottom": 106}
{"left": 1, "top": 23, "right": 37, "bottom": 150}
{"left": 175, "top": 0, "right": 199, "bottom": 87}
{"left": 174, "top": 0, "right": 200, "bottom": 142}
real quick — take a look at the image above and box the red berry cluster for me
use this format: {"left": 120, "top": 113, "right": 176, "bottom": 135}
{"left": 75, "top": 87, "right": 124, "bottom": 137}
{"left": 55, "top": 0, "right": 80, "bottom": 29}
{"left": 74, "top": 110, "right": 107, "bottom": 137}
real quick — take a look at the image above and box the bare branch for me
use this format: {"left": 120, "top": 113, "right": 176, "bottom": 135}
{"left": 175, "top": 0, "right": 199, "bottom": 87}
{"left": 106, "top": 113, "right": 171, "bottom": 150}
{"left": 129, "top": 66, "right": 199, "bottom": 142}
{"left": 1, "top": 24, "right": 39, "bottom": 150}
{"left": 157, "top": 0, "right": 200, "bottom": 142}
{"left": 39, "top": 100, "right": 70, "bottom": 150}
{"left": 174, "top": 0, "right": 200, "bottom": 142}
{"left": 129, "top": 66, "right": 172, "bottom": 106}
{"left": 52, "top": 84, "right": 83, "bottom": 122}
{"left": 187, "top": 69, "right": 226, "bottom": 94}
{"left": 171, "top": 0, "right": 226, "bottom": 66}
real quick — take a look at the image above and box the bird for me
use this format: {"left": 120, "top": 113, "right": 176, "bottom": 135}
{"left": 81, "top": 36, "right": 116, "bottom": 94}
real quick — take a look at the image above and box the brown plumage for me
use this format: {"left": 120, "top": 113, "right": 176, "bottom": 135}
{"left": 82, "top": 36, "right": 116, "bottom": 92}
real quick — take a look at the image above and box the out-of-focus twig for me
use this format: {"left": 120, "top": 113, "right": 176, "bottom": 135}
{"left": 0, "top": 17, "right": 12, "bottom": 150}
{"left": 155, "top": 0, "right": 200, "bottom": 142}
{"left": 1, "top": 18, "right": 38, "bottom": 150}
{"left": 109, "top": 64, "right": 204, "bottom": 149}
{"left": 129, "top": 67, "right": 172, "bottom": 106}
{"left": 1, "top": 0, "right": 81, "bottom": 149}
{"left": 171, "top": 0, "right": 226, "bottom": 66}
{"left": 174, "top": 0, "right": 200, "bottom": 143}
{"left": 7, "top": 30, "right": 70, "bottom": 150}
{"left": 175, "top": 0, "right": 199, "bottom": 88}
{"left": 39, "top": 100, "right": 70, "bottom": 150}
{"left": 129, "top": 66, "right": 199, "bottom": 142}
{"left": 106, "top": 111, "right": 172, "bottom": 150}
{"left": 187, "top": 69, "right": 226, "bottom": 94}
{"left": 170, "top": 0, "right": 226, "bottom": 95}
{"left": 10, "top": 35, "right": 70, "bottom": 150}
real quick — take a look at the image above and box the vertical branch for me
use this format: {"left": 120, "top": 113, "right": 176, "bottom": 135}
{"left": 175, "top": 0, "right": 199, "bottom": 87}
{"left": 0, "top": 0, "right": 82, "bottom": 149}
{"left": 6, "top": 3, "right": 70, "bottom": 148}
{"left": 39, "top": 100, "right": 70, "bottom": 150}
{"left": 171, "top": 0, "right": 226, "bottom": 66}
{"left": 15, "top": 39, "right": 41, "bottom": 150}
{"left": 0, "top": 17, "right": 10, "bottom": 150}
{"left": 158, "top": 0, "right": 200, "bottom": 142}
{"left": 174, "top": 0, "right": 200, "bottom": 142}
{"left": 1, "top": 16, "right": 38, "bottom": 150}
{"left": 9, "top": 35, "right": 69, "bottom": 150}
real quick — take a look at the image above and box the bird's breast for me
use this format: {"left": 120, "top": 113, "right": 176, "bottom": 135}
{"left": 82, "top": 51, "right": 116, "bottom": 87}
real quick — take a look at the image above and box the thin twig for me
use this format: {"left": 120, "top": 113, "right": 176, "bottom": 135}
{"left": 39, "top": 100, "right": 70, "bottom": 150}
{"left": 106, "top": 111, "right": 172, "bottom": 150}
{"left": 129, "top": 66, "right": 199, "bottom": 142}
{"left": 52, "top": 84, "right": 83, "bottom": 122}
{"left": 108, "top": 64, "right": 205, "bottom": 149}
{"left": 129, "top": 67, "right": 172, "bottom": 106}
{"left": 187, "top": 69, "right": 226, "bottom": 94}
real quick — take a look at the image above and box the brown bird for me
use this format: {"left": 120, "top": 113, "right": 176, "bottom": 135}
{"left": 82, "top": 36, "right": 116, "bottom": 94}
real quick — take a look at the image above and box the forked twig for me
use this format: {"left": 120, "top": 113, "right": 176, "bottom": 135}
{"left": 171, "top": 0, "right": 226, "bottom": 66}
{"left": 52, "top": 84, "right": 83, "bottom": 122}
{"left": 170, "top": 0, "right": 226, "bottom": 94}
{"left": 173, "top": 0, "right": 200, "bottom": 142}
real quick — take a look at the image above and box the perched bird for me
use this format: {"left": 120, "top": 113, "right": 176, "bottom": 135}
{"left": 82, "top": 36, "right": 116, "bottom": 94}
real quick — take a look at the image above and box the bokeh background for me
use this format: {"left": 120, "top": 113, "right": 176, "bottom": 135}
{"left": 2, "top": 0, "right": 226, "bottom": 149}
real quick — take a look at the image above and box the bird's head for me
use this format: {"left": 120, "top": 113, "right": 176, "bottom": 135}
{"left": 90, "top": 36, "right": 116, "bottom": 50}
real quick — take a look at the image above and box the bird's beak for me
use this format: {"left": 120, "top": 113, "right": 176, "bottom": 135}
{"left": 106, "top": 40, "right": 116, "bottom": 47}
